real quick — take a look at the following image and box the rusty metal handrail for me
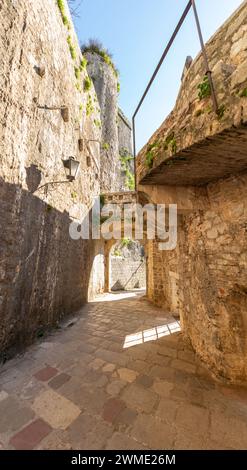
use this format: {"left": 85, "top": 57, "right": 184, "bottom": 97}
{"left": 132, "top": 0, "right": 218, "bottom": 186}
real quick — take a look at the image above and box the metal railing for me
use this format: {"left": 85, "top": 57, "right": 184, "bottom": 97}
{"left": 132, "top": 0, "right": 218, "bottom": 185}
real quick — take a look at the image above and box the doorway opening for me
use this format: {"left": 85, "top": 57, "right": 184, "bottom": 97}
{"left": 110, "top": 239, "right": 146, "bottom": 293}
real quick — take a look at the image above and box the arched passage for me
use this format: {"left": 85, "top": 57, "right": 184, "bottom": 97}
{"left": 104, "top": 239, "right": 147, "bottom": 294}
{"left": 110, "top": 239, "right": 146, "bottom": 292}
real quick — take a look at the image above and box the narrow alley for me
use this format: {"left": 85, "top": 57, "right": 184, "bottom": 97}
{"left": 1, "top": 291, "right": 247, "bottom": 450}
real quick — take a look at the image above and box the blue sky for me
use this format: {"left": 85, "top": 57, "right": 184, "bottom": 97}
{"left": 73, "top": 0, "right": 243, "bottom": 151}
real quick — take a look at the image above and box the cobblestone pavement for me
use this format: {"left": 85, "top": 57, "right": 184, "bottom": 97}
{"left": 1, "top": 291, "right": 247, "bottom": 450}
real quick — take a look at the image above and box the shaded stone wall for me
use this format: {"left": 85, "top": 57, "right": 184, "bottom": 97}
{"left": 0, "top": 0, "right": 104, "bottom": 356}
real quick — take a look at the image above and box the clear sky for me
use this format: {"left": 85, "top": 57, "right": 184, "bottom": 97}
{"left": 73, "top": 0, "right": 244, "bottom": 151}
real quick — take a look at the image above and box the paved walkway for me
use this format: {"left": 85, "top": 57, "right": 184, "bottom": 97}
{"left": 1, "top": 291, "right": 247, "bottom": 450}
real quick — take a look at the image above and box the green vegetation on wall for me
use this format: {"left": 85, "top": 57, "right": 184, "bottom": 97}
{"left": 198, "top": 75, "right": 211, "bottom": 100}
{"left": 67, "top": 35, "right": 76, "bottom": 60}
{"left": 57, "top": 0, "right": 70, "bottom": 29}
{"left": 84, "top": 76, "right": 92, "bottom": 92}
{"left": 81, "top": 39, "right": 119, "bottom": 78}
{"left": 56, "top": 4, "right": 101, "bottom": 124}
{"left": 120, "top": 151, "right": 135, "bottom": 190}
{"left": 121, "top": 238, "right": 132, "bottom": 249}
{"left": 145, "top": 142, "right": 158, "bottom": 169}
{"left": 102, "top": 142, "right": 110, "bottom": 151}
{"left": 86, "top": 95, "right": 94, "bottom": 116}
{"left": 80, "top": 57, "right": 88, "bottom": 71}
{"left": 217, "top": 104, "right": 226, "bottom": 120}
{"left": 94, "top": 119, "right": 101, "bottom": 128}
{"left": 239, "top": 87, "right": 247, "bottom": 98}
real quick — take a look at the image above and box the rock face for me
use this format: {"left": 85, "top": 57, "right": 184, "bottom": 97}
{"left": 0, "top": 0, "right": 104, "bottom": 356}
{"left": 85, "top": 52, "right": 121, "bottom": 192}
{"left": 139, "top": 3, "right": 247, "bottom": 384}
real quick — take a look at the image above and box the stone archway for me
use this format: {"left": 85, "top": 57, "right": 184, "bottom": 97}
{"left": 109, "top": 239, "right": 146, "bottom": 293}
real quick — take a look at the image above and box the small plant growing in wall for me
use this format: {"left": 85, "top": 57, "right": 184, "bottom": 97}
{"left": 79, "top": 103, "right": 83, "bottom": 119}
{"left": 100, "top": 194, "right": 105, "bottom": 208}
{"left": 121, "top": 238, "right": 132, "bottom": 249}
{"left": 81, "top": 39, "right": 119, "bottom": 78}
{"left": 67, "top": 36, "right": 76, "bottom": 60}
{"left": 198, "top": 75, "right": 211, "bottom": 100}
{"left": 163, "top": 133, "right": 177, "bottom": 154}
{"left": 86, "top": 95, "right": 94, "bottom": 116}
{"left": 239, "top": 87, "right": 247, "bottom": 98}
{"left": 102, "top": 142, "right": 110, "bottom": 151}
{"left": 94, "top": 119, "right": 101, "bottom": 128}
{"left": 80, "top": 57, "right": 88, "bottom": 71}
{"left": 117, "top": 82, "right": 120, "bottom": 93}
{"left": 74, "top": 66, "right": 81, "bottom": 80}
{"left": 145, "top": 142, "right": 158, "bottom": 169}
{"left": 170, "top": 138, "right": 177, "bottom": 153}
{"left": 113, "top": 249, "right": 122, "bottom": 257}
{"left": 75, "top": 81, "right": 82, "bottom": 92}
{"left": 71, "top": 190, "right": 78, "bottom": 200}
{"left": 84, "top": 76, "right": 92, "bottom": 92}
{"left": 125, "top": 169, "right": 135, "bottom": 190}
{"left": 217, "top": 104, "right": 226, "bottom": 120}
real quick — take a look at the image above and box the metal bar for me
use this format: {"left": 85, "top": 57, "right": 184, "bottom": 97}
{"left": 33, "top": 180, "right": 70, "bottom": 194}
{"left": 131, "top": 0, "right": 219, "bottom": 190}
{"left": 132, "top": 0, "right": 192, "bottom": 189}
{"left": 191, "top": 0, "right": 218, "bottom": 112}
{"left": 132, "top": 0, "right": 192, "bottom": 123}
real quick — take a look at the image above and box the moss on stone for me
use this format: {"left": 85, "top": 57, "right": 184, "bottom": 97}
{"left": 198, "top": 75, "right": 211, "bottom": 100}
{"left": 57, "top": 0, "right": 71, "bottom": 29}
{"left": 67, "top": 35, "right": 76, "bottom": 60}
{"left": 84, "top": 76, "right": 92, "bottom": 92}
{"left": 86, "top": 95, "right": 94, "bottom": 116}
{"left": 80, "top": 57, "right": 88, "bottom": 71}
{"left": 74, "top": 67, "right": 80, "bottom": 80}
{"left": 81, "top": 39, "right": 119, "bottom": 78}
{"left": 217, "top": 104, "right": 226, "bottom": 120}
{"left": 103, "top": 142, "right": 110, "bottom": 151}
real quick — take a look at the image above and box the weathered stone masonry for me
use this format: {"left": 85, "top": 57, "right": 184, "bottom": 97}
{"left": 138, "top": 2, "right": 247, "bottom": 384}
{"left": 0, "top": 0, "right": 105, "bottom": 356}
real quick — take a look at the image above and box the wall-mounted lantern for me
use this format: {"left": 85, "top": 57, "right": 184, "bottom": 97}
{"left": 63, "top": 157, "right": 80, "bottom": 182}
{"left": 32, "top": 157, "right": 80, "bottom": 194}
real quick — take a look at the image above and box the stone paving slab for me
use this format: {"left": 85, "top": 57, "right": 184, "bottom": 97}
{"left": 0, "top": 291, "right": 247, "bottom": 449}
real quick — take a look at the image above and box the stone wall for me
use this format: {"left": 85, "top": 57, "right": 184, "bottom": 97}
{"left": 85, "top": 52, "right": 121, "bottom": 192}
{"left": 137, "top": 1, "right": 247, "bottom": 186}
{"left": 118, "top": 109, "right": 134, "bottom": 191}
{"left": 137, "top": 2, "right": 247, "bottom": 384}
{"left": 86, "top": 54, "right": 134, "bottom": 192}
{"left": 111, "top": 257, "right": 146, "bottom": 291}
{"left": 148, "top": 173, "right": 247, "bottom": 384}
{"left": 0, "top": 0, "right": 104, "bottom": 357}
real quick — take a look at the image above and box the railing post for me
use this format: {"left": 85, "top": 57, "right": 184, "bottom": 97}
{"left": 132, "top": 116, "right": 137, "bottom": 190}
{"left": 191, "top": 0, "right": 218, "bottom": 113}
